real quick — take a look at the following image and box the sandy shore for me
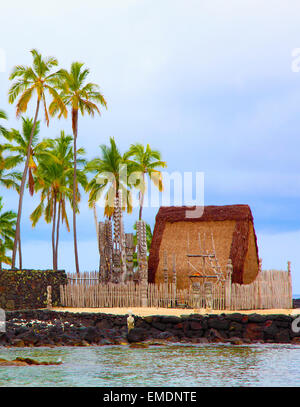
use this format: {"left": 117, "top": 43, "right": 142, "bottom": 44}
{"left": 52, "top": 307, "right": 300, "bottom": 317}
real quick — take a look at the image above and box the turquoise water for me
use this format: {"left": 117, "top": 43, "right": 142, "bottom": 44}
{"left": 0, "top": 344, "right": 300, "bottom": 387}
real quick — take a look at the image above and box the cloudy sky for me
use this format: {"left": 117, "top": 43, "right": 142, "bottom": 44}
{"left": 1, "top": 0, "right": 300, "bottom": 292}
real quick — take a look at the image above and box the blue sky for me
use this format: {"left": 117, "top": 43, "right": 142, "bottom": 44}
{"left": 1, "top": 0, "right": 300, "bottom": 292}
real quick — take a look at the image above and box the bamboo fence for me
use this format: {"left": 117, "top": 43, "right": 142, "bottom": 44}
{"left": 59, "top": 269, "right": 292, "bottom": 310}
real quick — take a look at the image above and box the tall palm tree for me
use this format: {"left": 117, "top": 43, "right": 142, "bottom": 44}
{"left": 50, "top": 62, "right": 107, "bottom": 275}
{"left": 125, "top": 143, "right": 166, "bottom": 220}
{"left": 86, "top": 137, "right": 133, "bottom": 220}
{"left": 0, "top": 197, "right": 16, "bottom": 271}
{"left": 8, "top": 49, "right": 67, "bottom": 269}
{"left": 3, "top": 117, "right": 52, "bottom": 267}
{"left": 5, "top": 117, "right": 49, "bottom": 195}
{"left": 0, "top": 110, "right": 22, "bottom": 267}
{"left": 30, "top": 131, "right": 87, "bottom": 270}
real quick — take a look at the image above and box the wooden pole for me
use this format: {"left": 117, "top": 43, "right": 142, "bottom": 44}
{"left": 172, "top": 254, "right": 177, "bottom": 307}
{"left": 163, "top": 250, "right": 168, "bottom": 284}
{"left": 288, "top": 261, "right": 293, "bottom": 308}
{"left": 225, "top": 258, "right": 233, "bottom": 310}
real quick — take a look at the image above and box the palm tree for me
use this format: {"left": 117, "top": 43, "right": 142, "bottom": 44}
{"left": 0, "top": 150, "right": 21, "bottom": 192}
{"left": 86, "top": 137, "right": 133, "bottom": 220}
{"left": 0, "top": 110, "right": 22, "bottom": 267}
{"left": 0, "top": 111, "right": 22, "bottom": 192}
{"left": 8, "top": 49, "right": 67, "bottom": 269}
{"left": 50, "top": 62, "right": 107, "bottom": 275}
{"left": 30, "top": 131, "right": 87, "bottom": 270}
{"left": 3, "top": 117, "right": 52, "bottom": 267}
{"left": 0, "top": 197, "right": 16, "bottom": 271}
{"left": 0, "top": 110, "right": 7, "bottom": 137}
{"left": 125, "top": 143, "right": 166, "bottom": 220}
{"left": 5, "top": 117, "right": 50, "bottom": 195}
{"left": 0, "top": 111, "right": 22, "bottom": 189}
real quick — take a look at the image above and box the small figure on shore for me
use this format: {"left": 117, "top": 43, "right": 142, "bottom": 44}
{"left": 127, "top": 310, "right": 134, "bottom": 333}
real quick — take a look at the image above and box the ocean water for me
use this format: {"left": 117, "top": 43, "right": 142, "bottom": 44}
{"left": 0, "top": 344, "right": 300, "bottom": 387}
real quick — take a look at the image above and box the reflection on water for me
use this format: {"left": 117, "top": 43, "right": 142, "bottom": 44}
{"left": 0, "top": 344, "right": 300, "bottom": 387}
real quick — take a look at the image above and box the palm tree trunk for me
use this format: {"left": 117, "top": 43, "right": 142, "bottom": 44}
{"left": 52, "top": 196, "right": 57, "bottom": 271}
{"left": 139, "top": 173, "right": 145, "bottom": 220}
{"left": 55, "top": 200, "right": 61, "bottom": 270}
{"left": 18, "top": 236, "right": 22, "bottom": 269}
{"left": 11, "top": 99, "right": 40, "bottom": 269}
{"left": 72, "top": 109, "right": 80, "bottom": 276}
{"left": 93, "top": 201, "right": 99, "bottom": 243}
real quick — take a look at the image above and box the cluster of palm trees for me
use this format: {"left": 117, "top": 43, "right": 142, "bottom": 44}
{"left": 0, "top": 49, "right": 166, "bottom": 274}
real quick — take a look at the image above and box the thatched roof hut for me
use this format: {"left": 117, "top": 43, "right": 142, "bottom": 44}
{"left": 148, "top": 205, "right": 259, "bottom": 288}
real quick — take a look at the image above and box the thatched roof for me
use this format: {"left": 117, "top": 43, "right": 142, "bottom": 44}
{"left": 148, "top": 205, "right": 259, "bottom": 286}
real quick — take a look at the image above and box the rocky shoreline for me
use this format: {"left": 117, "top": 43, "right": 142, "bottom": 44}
{"left": 1, "top": 310, "right": 300, "bottom": 347}
{"left": 0, "top": 357, "right": 62, "bottom": 366}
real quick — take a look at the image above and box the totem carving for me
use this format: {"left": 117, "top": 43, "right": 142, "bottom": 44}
{"left": 136, "top": 220, "right": 148, "bottom": 306}
{"left": 125, "top": 233, "right": 134, "bottom": 282}
{"left": 98, "top": 220, "right": 113, "bottom": 283}
{"left": 97, "top": 189, "right": 147, "bottom": 285}
{"left": 112, "top": 191, "right": 127, "bottom": 283}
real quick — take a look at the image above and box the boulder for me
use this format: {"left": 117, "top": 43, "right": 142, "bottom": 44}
{"left": 208, "top": 318, "right": 229, "bottom": 331}
{"left": 94, "top": 319, "right": 112, "bottom": 330}
{"left": 11, "top": 339, "right": 25, "bottom": 347}
{"left": 159, "top": 316, "right": 181, "bottom": 325}
{"left": 243, "top": 323, "right": 264, "bottom": 341}
{"left": 195, "top": 337, "right": 209, "bottom": 344}
{"left": 247, "top": 314, "right": 267, "bottom": 323}
{"left": 127, "top": 328, "right": 148, "bottom": 343}
{"left": 206, "top": 328, "right": 225, "bottom": 342}
{"left": 151, "top": 321, "right": 167, "bottom": 331}
{"left": 157, "top": 331, "right": 173, "bottom": 340}
{"left": 229, "top": 321, "right": 243, "bottom": 333}
{"left": 226, "top": 314, "right": 245, "bottom": 323}
{"left": 274, "top": 329, "right": 290, "bottom": 343}
{"left": 190, "top": 321, "right": 203, "bottom": 331}
{"left": 143, "top": 316, "right": 153, "bottom": 324}
{"left": 228, "top": 337, "right": 244, "bottom": 345}
{"left": 263, "top": 322, "right": 278, "bottom": 340}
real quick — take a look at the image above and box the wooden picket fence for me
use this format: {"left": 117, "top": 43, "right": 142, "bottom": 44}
{"left": 60, "top": 281, "right": 142, "bottom": 308}
{"left": 60, "top": 269, "right": 292, "bottom": 310}
{"left": 60, "top": 281, "right": 226, "bottom": 309}
{"left": 230, "top": 269, "right": 292, "bottom": 310}
{"left": 61, "top": 272, "right": 226, "bottom": 309}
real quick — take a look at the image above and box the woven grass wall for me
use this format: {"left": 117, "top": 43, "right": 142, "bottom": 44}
{"left": 155, "top": 220, "right": 236, "bottom": 289}
{"left": 148, "top": 205, "right": 259, "bottom": 288}
{"left": 243, "top": 223, "right": 259, "bottom": 284}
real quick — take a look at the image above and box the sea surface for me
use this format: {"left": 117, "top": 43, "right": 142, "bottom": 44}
{"left": 0, "top": 344, "right": 300, "bottom": 387}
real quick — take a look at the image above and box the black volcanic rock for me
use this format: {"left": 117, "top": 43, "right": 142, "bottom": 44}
{"left": 127, "top": 328, "right": 148, "bottom": 343}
